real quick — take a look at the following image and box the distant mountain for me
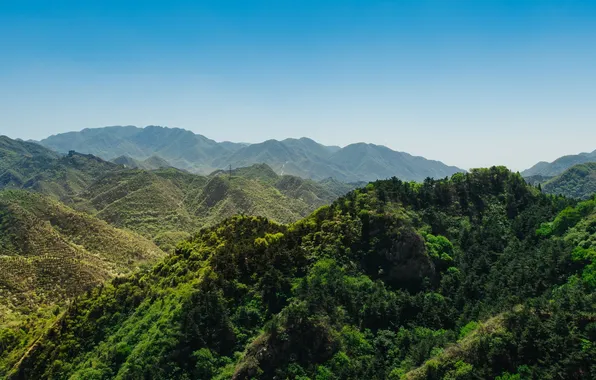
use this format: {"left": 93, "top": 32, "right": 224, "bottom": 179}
{"left": 522, "top": 149, "right": 596, "bottom": 177}
{"left": 38, "top": 126, "right": 464, "bottom": 182}
{"left": 40, "top": 125, "right": 242, "bottom": 173}
{"left": 328, "top": 142, "right": 461, "bottom": 182}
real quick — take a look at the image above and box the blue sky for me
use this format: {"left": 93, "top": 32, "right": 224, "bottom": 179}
{"left": 1, "top": 0, "right": 595, "bottom": 170}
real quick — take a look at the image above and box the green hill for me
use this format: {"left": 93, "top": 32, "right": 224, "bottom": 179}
{"left": 522, "top": 149, "right": 596, "bottom": 177}
{"left": 0, "top": 190, "right": 164, "bottom": 323}
{"left": 540, "top": 162, "right": 596, "bottom": 200}
{"left": 79, "top": 165, "right": 359, "bottom": 251}
{"left": 4, "top": 167, "right": 595, "bottom": 379}
{"left": 38, "top": 126, "right": 464, "bottom": 182}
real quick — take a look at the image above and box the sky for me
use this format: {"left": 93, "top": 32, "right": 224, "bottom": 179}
{"left": 1, "top": 0, "right": 595, "bottom": 171}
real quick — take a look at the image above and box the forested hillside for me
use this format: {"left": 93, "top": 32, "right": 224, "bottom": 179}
{"left": 0, "top": 136, "right": 119, "bottom": 200}
{"left": 4, "top": 167, "right": 594, "bottom": 379}
{"left": 39, "top": 126, "right": 464, "bottom": 182}
{"left": 539, "top": 163, "right": 596, "bottom": 200}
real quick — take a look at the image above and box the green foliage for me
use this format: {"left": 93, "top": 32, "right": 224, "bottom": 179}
{"left": 0, "top": 189, "right": 165, "bottom": 371}
{"left": 3, "top": 167, "right": 596, "bottom": 379}
{"left": 458, "top": 321, "right": 479, "bottom": 339}
{"left": 552, "top": 206, "right": 582, "bottom": 235}
{"left": 526, "top": 162, "right": 596, "bottom": 200}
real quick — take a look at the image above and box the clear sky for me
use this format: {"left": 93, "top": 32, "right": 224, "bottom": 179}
{"left": 1, "top": 0, "right": 595, "bottom": 171}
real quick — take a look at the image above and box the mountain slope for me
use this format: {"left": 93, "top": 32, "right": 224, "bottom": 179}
{"left": 328, "top": 142, "right": 463, "bottom": 182}
{"left": 522, "top": 149, "right": 596, "bottom": 177}
{"left": 38, "top": 126, "right": 464, "bottom": 181}
{"left": 523, "top": 162, "right": 596, "bottom": 200}
{"left": 5, "top": 168, "right": 594, "bottom": 379}
{"left": 111, "top": 155, "right": 172, "bottom": 170}
{"left": 79, "top": 165, "right": 360, "bottom": 251}
{"left": 0, "top": 190, "right": 164, "bottom": 323}
{"left": 540, "top": 162, "right": 596, "bottom": 200}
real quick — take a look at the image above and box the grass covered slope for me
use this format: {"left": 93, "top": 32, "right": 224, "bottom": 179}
{"left": 75, "top": 164, "right": 359, "bottom": 250}
{"left": 111, "top": 154, "right": 172, "bottom": 170}
{"left": 0, "top": 190, "right": 165, "bottom": 322}
{"left": 6, "top": 167, "right": 596, "bottom": 379}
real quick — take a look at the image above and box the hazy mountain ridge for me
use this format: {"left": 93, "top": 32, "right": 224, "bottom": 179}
{"left": 38, "top": 126, "right": 464, "bottom": 182}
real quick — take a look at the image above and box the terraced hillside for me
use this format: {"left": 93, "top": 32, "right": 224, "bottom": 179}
{"left": 4, "top": 168, "right": 595, "bottom": 379}
{"left": 0, "top": 190, "right": 164, "bottom": 324}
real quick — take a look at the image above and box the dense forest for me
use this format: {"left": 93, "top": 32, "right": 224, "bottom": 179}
{"left": 2, "top": 167, "right": 594, "bottom": 379}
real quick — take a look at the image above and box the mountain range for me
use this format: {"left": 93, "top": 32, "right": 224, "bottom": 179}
{"left": 0, "top": 134, "right": 361, "bottom": 367}
{"left": 1, "top": 135, "right": 360, "bottom": 251}
{"left": 38, "top": 125, "right": 464, "bottom": 182}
